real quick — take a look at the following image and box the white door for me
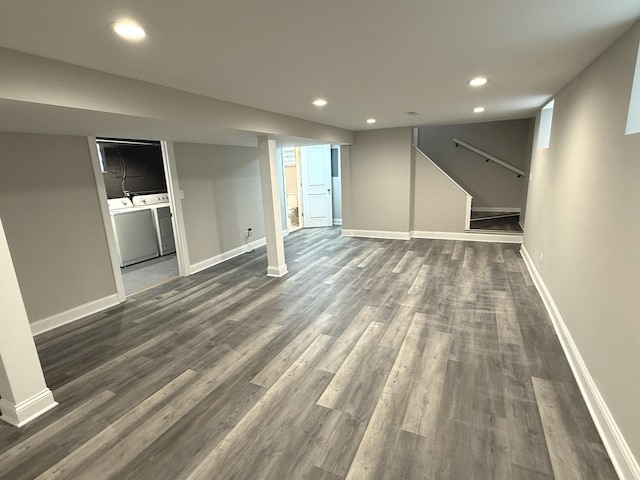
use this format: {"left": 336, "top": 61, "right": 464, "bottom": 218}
{"left": 300, "top": 145, "right": 333, "bottom": 228}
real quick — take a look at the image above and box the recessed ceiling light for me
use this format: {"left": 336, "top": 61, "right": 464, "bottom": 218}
{"left": 468, "top": 77, "right": 488, "bottom": 87}
{"left": 473, "top": 106, "right": 485, "bottom": 113}
{"left": 312, "top": 99, "right": 328, "bottom": 107}
{"left": 366, "top": 118, "right": 376, "bottom": 124}
{"left": 112, "top": 20, "right": 146, "bottom": 41}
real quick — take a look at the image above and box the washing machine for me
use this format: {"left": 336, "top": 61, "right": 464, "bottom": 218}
{"left": 108, "top": 198, "right": 159, "bottom": 267}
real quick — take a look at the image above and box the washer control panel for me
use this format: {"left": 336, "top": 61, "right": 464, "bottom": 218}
{"left": 132, "top": 193, "right": 170, "bottom": 206}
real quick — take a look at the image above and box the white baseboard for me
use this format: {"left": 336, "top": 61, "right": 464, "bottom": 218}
{"left": 411, "top": 230, "right": 523, "bottom": 244}
{"left": 0, "top": 389, "right": 58, "bottom": 427}
{"left": 333, "top": 219, "right": 343, "bottom": 226}
{"left": 190, "top": 237, "right": 267, "bottom": 275}
{"left": 342, "top": 229, "right": 411, "bottom": 240}
{"left": 30, "top": 293, "right": 121, "bottom": 336}
{"left": 267, "top": 264, "right": 288, "bottom": 277}
{"left": 471, "top": 206, "right": 521, "bottom": 213}
{"left": 520, "top": 245, "right": 640, "bottom": 480}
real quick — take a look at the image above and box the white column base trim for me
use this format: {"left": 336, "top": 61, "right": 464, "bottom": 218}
{"left": 521, "top": 245, "right": 640, "bottom": 480}
{"left": 333, "top": 219, "right": 343, "bottom": 226}
{"left": 411, "top": 231, "right": 523, "bottom": 244}
{"left": 31, "top": 293, "right": 121, "bottom": 336}
{"left": 342, "top": 229, "right": 411, "bottom": 240}
{"left": 267, "top": 264, "right": 288, "bottom": 277}
{"left": 0, "top": 389, "right": 58, "bottom": 428}
{"left": 189, "top": 237, "right": 267, "bottom": 275}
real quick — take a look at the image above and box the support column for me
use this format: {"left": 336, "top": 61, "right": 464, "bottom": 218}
{"left": 258, "top": 135, "right": 288, "bottom": 277}
{"left": 0, "top": 216, "right": 57, "bottom": 427}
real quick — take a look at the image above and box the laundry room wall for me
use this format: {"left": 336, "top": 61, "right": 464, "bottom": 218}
{"left": 102, "top": 143, "right": 166, "bottom": 199}
{"left": 0, "top": 132, "right": 117, "bottom": 325}
{"left": 173, "top": 142, "right": 265, "bottom": 270}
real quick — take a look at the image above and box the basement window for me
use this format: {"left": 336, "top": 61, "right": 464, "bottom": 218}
{"left": 536, "top": 100, "right": 555, "bottom": 150}
{"left": 625, "top": 42, "right": 640, "bottom": 135}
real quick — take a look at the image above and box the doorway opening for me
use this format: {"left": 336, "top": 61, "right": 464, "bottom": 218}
{"left": 282, "top": 147, "right": 302, "bottom": 232}
{"left": 96, "top": 138, "right": 180, "bottom": 295}
{"left": 279, "top": 144, "right": 342, "bottom": 232}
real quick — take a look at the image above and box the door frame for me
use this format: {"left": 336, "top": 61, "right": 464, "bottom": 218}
{"left": 300, "top": 144, "right": 333, "bottom": 228}
{"left": 160, "top": 141, "right": 190, "bottom": 276}
{"left": 87, "top": 136, "right": 126, "bottom": 301}
{"left": 87, "top": 137, "right": 190, "bottom": 302}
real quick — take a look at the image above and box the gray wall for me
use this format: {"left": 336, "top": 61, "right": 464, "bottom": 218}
{"left": 344, "top": 128, "right": 413, "bottom": 232}
{"left": 412, "top": 148, "right": 470, "bottom": 233}
{"left": 524, "top": 21, "right": 640, "bottom": 462}
{"left": 0, "top": 133, "right": 116, "bottom": 322}
{"left": 417, "top": 119, "right": 534, "bottom": 212}
{"left": 173, "top": 143, "right": 265, "bottom": 266}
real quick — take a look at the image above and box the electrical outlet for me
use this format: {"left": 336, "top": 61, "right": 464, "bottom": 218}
{"left": 539, "top": 252, "right": 544, "bottom": 263}
{"left": 245, "top": 228, "right": 253, "bottom": 237}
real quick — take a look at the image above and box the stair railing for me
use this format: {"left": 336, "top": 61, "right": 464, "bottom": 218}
{"left": 452, "top": 137, "right": 525, "bottom": 177}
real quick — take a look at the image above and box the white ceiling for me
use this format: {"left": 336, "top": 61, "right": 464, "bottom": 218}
{"left": 0, "top": 0, "right": 639, "bottom": 132}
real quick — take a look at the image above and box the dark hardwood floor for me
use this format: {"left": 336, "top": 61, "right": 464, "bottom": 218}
{"left": 0, "top": 227, "right": 616, "bottom": 479}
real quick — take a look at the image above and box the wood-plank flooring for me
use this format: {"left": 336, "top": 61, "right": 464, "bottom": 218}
{"left": 0, "top": 227, "right": 617, "bottom": 479}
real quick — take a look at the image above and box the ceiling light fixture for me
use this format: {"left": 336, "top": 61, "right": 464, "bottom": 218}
{"left": 468, "top": 77, "right": 488, "bottom": 87}
{"left": 312, "top": 99, "right": 328, "bottom": 107}
{"left": 473, "top": 107, "right": 486, "bottom": 113}
{"left": 112, "top": 20, "right": 147, "bottom": 41}
{"left": 366, "top": 118, "right": 376, "bottom": 124}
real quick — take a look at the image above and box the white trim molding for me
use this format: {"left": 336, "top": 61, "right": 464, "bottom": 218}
{"left": 161, "top": 141, "right": 191, "bottom": 278}
{"left": 471, "top": 207, "right": 521, "bottom": 213}
{"left": 0, "top": 389, "right": 58, "bottom": 427}
{"left": 87, "top": 136, "right": 127, "bottom": 302}
{"left": 411, "top": 231, "right": 523, "bottom": 244}
{"left": 465, "top": 195, "right": 472, "bottom": 230}
{"left": 267, "top": 264, "right": 288, "bottom": 277}
{"left": 413, "top": 146, "right": 472, "bottom": 197}
{"left": 342, "top": 229, "right": 411, "bottom": 240}
{"left": 333, "top": 219, "right": 343, "bottom": 226}
{"left": 521, "top": 245, "right": 640, "bottom": 480}
{"left": 189, "top": 237, "right": 267, "bottom": 275}
{"left": 30, "top": 294, "right": 121, "bottom": 336}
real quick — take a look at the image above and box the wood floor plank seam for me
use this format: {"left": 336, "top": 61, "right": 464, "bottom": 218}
{"left": 0, "top": 227, "right": 618, "bottom": 480}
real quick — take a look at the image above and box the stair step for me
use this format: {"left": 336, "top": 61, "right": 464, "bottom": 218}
{"left": 465, "top": 229, "right": 522, "bottom": 235}
{"left": 470, "top": 214, "right": 519, "bottom": 222}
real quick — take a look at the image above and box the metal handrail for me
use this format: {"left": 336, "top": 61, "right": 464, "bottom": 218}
{"left": 452, "top": 137, "right": 525, "bottom": 177}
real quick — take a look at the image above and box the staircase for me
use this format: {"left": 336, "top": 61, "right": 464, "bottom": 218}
{"left": 470, "top": 210, "right": 522, "bottom": 232}
{"left": 412, "top": 142, "right": 524, "bottom": 242}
